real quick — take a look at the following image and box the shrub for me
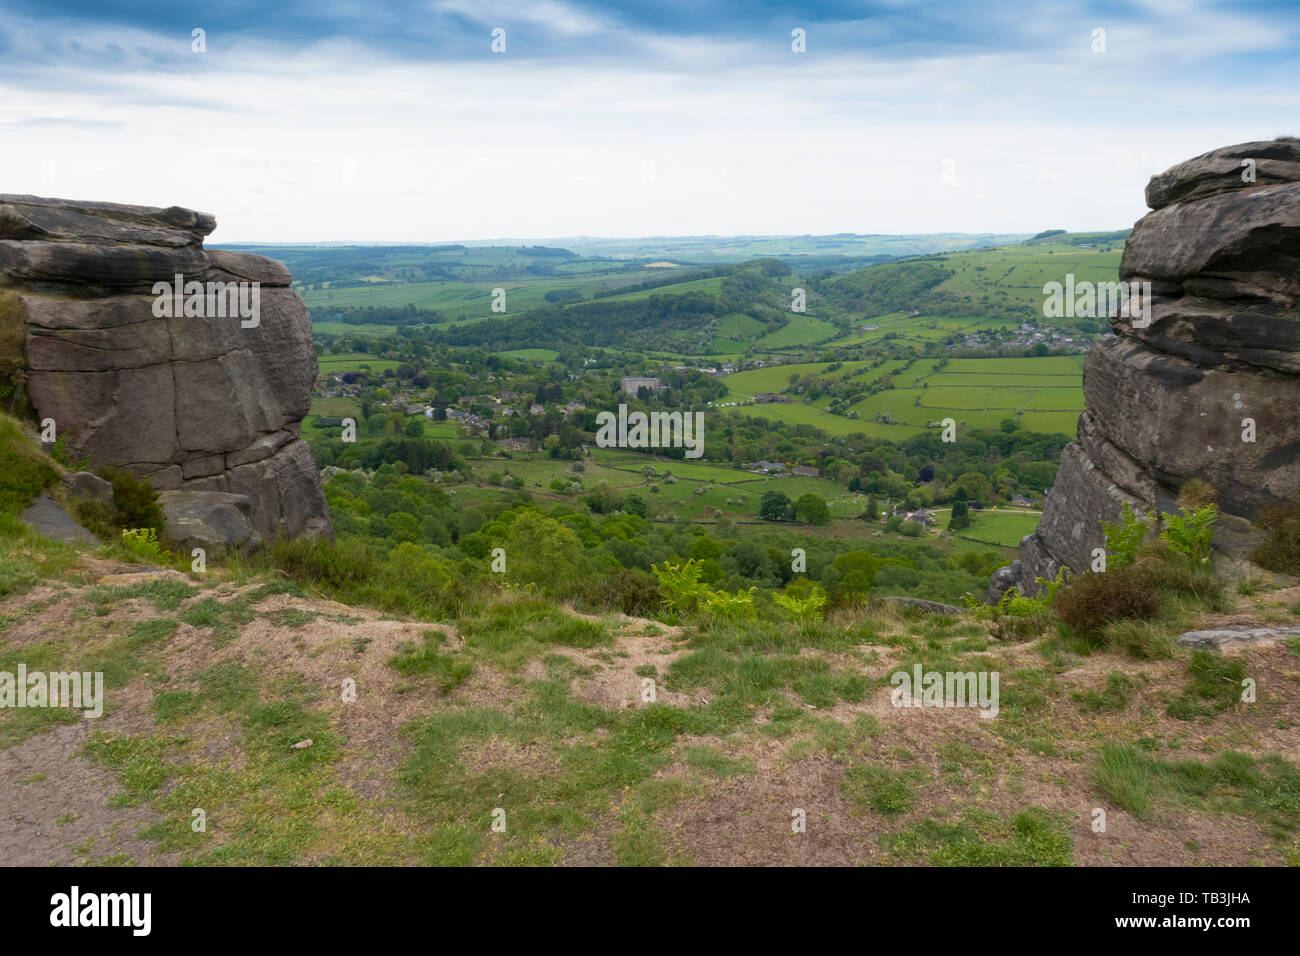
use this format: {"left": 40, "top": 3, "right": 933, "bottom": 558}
{"left": 381, "top": 542, "right": 456, "bottom": 601}
{"left": 98, "top": 466, "right": 165, "bottom": 533}
{"left": 582, "top": 568, "right": 660, "bottom": 616}
{"left": 1055, "top": 530, "right": 1227, "bottom": 648}
{"left": 1253, "top": 502, "right": 1300, "bottom": 575}
{"left": 271, "top": 536, "right": 377, "bottom": 591}
{"left": 1053, "top": 565, "right": 1163, "bottom": 642}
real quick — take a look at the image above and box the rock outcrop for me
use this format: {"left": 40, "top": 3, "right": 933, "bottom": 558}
{"left": 1175, "top": 627, "right": 1300, "bottom": 653}
{"left": 0, "top": 194, "right": 332, "bottom": 550}
{"left": 1000, "top": 140, "right": 1300, "bottom": 596}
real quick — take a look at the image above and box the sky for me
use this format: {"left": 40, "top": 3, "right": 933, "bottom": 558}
{"left": 0, "top": 0, "right": 1296, "bottom": 243}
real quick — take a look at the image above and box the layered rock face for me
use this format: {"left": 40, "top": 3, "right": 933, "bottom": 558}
{"left": 0, "top": 194, "right": 332, "bottom": 550}
{"left": 1001, "top": 141, "right": 1300, "bottom": 597}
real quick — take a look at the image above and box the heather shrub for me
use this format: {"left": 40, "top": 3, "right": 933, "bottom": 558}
{"left": 1253, "top": 502, "right": 1300, "bottom": 575}
{"left": 98, "top": 465, "right": 165, "bottom": 534}
{"left": 1053, "top": 564, "right": 1163, "bottom": 643}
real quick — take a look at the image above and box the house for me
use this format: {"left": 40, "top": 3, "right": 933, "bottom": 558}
{"left": 529, "top": 403, "right": 545, "bottom": 415}
{"left": 748, "top": 460, "right": 786, "bottom": 474}
{"left": 621, "top": 377, "right": 661, "bottom": 395}
{"left": 496, "top": 437, "right": 532, "bottom": 452}
{"left": 1011, "top": 494, "right": 1034, "bottom": 508}
{"left": 753, "top": 392, "right": 787, "bottom": 403}
{"left": 909, "top": 510, "right": 935, "bottom": 526}
{"left": 791, "top": 465, "right": 821, "bottom": 478}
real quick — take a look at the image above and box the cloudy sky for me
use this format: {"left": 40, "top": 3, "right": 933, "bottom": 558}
{"left": 0, "top": 0, "right": 1296, "bottom": 242}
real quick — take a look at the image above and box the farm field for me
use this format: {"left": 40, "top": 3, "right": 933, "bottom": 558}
{"left": 920, "top": 238, "right": 1124, "bottom": 315}
{"left": 720, "top": 355, "right": 1084, "bottom": 440}
{"left": 496, "top": 348, "right": 560, "bottom": 362}
{"left": 310, "top": 321, "right": 405, "bottom": 336}
{"left": 707, "top": 312, "right": 768, "bottom": 352}
{"left": 929, "top": 508, "right": 1044, "bottom": 548}
{"left": 469, "top": 446, "right": 864, "bottom": 522}
{"left": 317, "top": 353, "right": 392, "bottom": 375}
{"left": 753, "top": 313, "right": 839, "bottom": 349}
{"left": 593, "top": 275, "right": 725, "bottom": 302}
{"left": 305, "top": 273, "right": 628, "bottom": 323}
{"left": 721, "top": 361, "right": 877, "bottom": 396}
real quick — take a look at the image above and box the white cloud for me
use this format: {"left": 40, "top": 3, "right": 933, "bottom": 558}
{"left": 0, "top": 5, "right": 1293, "bottom": 241}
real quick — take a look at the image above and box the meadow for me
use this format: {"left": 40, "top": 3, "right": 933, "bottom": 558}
{"left": 721, "top": 355, "right": 1084, "bottom": 439}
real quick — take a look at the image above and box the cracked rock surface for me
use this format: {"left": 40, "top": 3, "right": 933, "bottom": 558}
{"left": 0, "top": 194, "right": 332, "bottom": 547}
{"left": 996, "top": 141, "right": 1300, "bottom": 597}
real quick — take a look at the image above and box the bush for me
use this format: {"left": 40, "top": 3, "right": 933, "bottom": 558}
{"left": 1053, "top": 565, "right": 1163, "bottom": 642}
{"left": 99, "top": 466, "right": 165, "bottom": 534}
{"left": 271, "top": 536, "right": 377, "bottom": 591}
{"left": 582, "top": 568, "right": 660, "bottom": 616}
{"left": 381, "top": 542, "right": 455, "bottom": 599}
{"left": 1054, "top": 542, "right": 1225, "bottom": 647}
{"left": 1253, "top": 502, "right": 1300, "bottom": 575}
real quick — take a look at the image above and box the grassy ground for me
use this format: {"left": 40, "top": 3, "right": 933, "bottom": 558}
{"left": 2, "top": 532, "right": 1298, "bottom": 866}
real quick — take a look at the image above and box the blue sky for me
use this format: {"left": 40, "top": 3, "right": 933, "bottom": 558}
{"left": 0, "top": 0, "right": 1296, "bottom": 241}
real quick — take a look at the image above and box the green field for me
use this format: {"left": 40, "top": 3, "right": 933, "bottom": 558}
{"left": 832, "top": 238, "right": 1123, "bottom": 349}
{"left": 317, "top": 353, "right": 391, "bottom": 375}
{"left": 932, "top": 507, "right": 1043, "bottom": 548}
{"left": 471, "top": 445, "right": 862, "bottom": 523}
{"left": 754, "top": 313, "right": 839, "bottom": 349}
{"left": 496, "top": 348, "right": 560, "bottom": 362}
{"left": 305, "top": 277, "right": 594, "bottom": 323}
{"left": 721, "top": 355, "right": 1084, "bottom": 439}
